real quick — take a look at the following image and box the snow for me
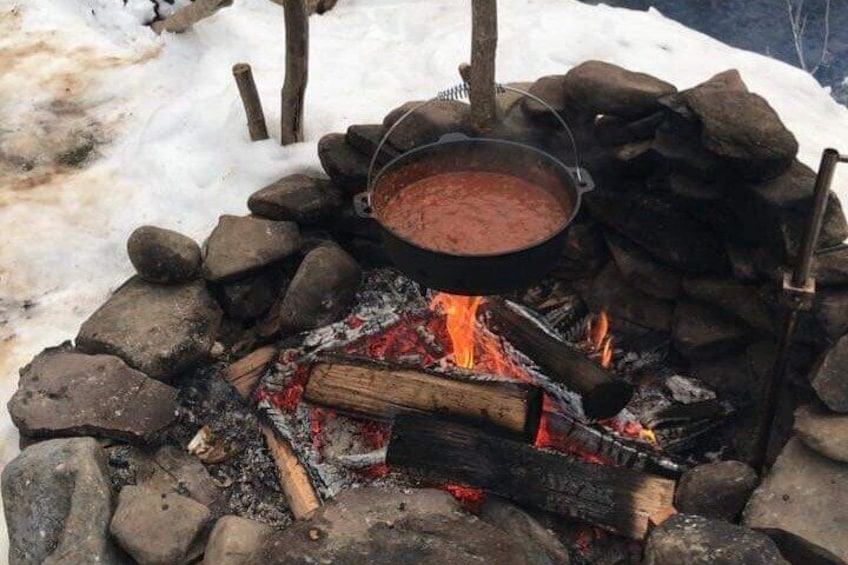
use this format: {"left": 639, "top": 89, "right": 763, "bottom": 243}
{"left": 1, "top": 0, "right": 847, "bottom": 556}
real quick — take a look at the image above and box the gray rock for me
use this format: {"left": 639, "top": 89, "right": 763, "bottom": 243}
{"left": 8, "top": 346, "right": 178, "bottom": 443}
{"left": 252, "top": 487, "right": 564, "bottom": 565}
{"left": 479, "top": 497, "right": 570, "bottom": 564}
{"left": 383, "top": 100, "right": 471, "bottom": 151}
{"left": 127, "top": 226, "right": 201, "bottom": 284}
{"left": 605, "top": 231, "right": 682, "bottom": 300}
{"left": 248, "top": 174, "right": 344, "bottom": 225}
{"left": 744, "top": 437, "right": 848, "bottom": 564}
{"left": 672, "top": 302, "right": 751, "bottom": 360}
{"left": 521, "top": 74, "right": 570, "bottom": 119}
{"left": 138, "top": 446, "right": 223, "bottom": 508}
{"left": 674, "top": 461, "right": 759, "bottom": 521}
{"left": 794, "top": 403, "right": 848, "bottom": 463}
{"left": 687, "top": 89, "right": 797, "bottom": 182}
{"left": 682, "top": 276, "right": 775, "bottom": 334}
{"left": 687, "top": 69, "right": 750, "bottom": 94}
{"left": 345, "top": 123, "right": 400, "bottom": 166}
{"left": 76, "top": 278, "right": 222, "bottom": 381}
{"left": 317, "top": 133, "right": 371, "bottom": 191}
{"left": 585, "top": 262, "right": 674, "bottom": 332}
{"left": 215, "top": 268, "right": 285, "bottom": 321}
{"left": 262, "top": 244, "right": 361, "bottom": 336}
{"left": 594, "top": 111, "right": 663, "bottom": 147}
{"left": 814, "top": 245, "right": 848, "bottom": 287}
{"left": 110, "top": 486, "right": 212, "bottom": 565}
{"left": 562, "top": 60, "right": 677, "bottom": 118}
{"left": 204, "top": 515, "right": 272, "bottom": 565}
{"left": 691, "top": 341, "right": 771, "bottom": 401}
{"left": 202, "top": 215, "right": 300, "bottom": 283}
{"left": 2, "top": 437, "right": 128, "bottom": 565}
{"left": 810, "top": 333, "right": 848, "bottom": 412}
{"left": 645, "top": 514, "right": 788, "bottom": 565}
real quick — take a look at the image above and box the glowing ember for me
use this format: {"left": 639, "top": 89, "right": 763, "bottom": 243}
{"left": 429, "top": 293, "right": 483, "bottom": 369}
{"left": 443, "top": 483, "right": 486, "bottom": 513}
{"left": 588, "top": 310, "right": 609, "bottom": 350}
{"left": 639, "top": 428, "right": 658, "bottom": 446}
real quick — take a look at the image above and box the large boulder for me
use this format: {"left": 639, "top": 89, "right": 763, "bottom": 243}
{"left": 744, "top": 437, "right": 848, "bottom": 564}
{"left": 76, "top": 278, "right": 222, "bottom": 381}
{"left": 644, "top": 514, "right": 788, "bottom": 565}
{"left": 247, "top": 174, "right": 343, "bottom": 225}
{"left": 202, "top": 215, "right": 300, "bottom": 283}
{"left": 127, "top": 226, "right": 201, "bottom": 284}
{"left": 2, "top": 437, "right": 128, "bottom": 565}
{"left": 251, "top": 487, "right": 565, "bottom": 564}
{"left": 383, "top": 100, "right": 471, "bottom": 151}
{"left": 810, "top": 333, "right": 848, "bottom": 413}
{"left": 8, "top": 346, "right": 178, "bottom": 443}
{"left": 204, "top": 515, "right": 272, "bottom": 565}
{"left": 674, "top": 461, "right": 759, "bottom": 521}
{"left": 110, "top": 486, "right": 212, "bottom": 565}
{"left": 562, "top": 61, "right": 677, "bottom": 118}
{"left": 793, "top": 403, "right": 848, "bottom": 464}
{"left": 261, "top": 244, "right": 361, "bottom": 336}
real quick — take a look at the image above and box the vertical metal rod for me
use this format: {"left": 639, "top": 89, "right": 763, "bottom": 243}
{"left": 752, "top": 148, "right": 842, "bottom": 472}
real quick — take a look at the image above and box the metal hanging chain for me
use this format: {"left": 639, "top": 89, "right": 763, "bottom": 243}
{"left": 366, "top": 82, "right": 585, "bottom": 190}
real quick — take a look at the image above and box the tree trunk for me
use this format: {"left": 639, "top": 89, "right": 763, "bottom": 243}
{"left": 469, "top": 0, "right": 498, "bottom": 130}
{"left": 281, "top": 0, "right": 309, "bottom": 145}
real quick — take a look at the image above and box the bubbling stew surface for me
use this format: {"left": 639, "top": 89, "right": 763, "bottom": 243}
{"left": 377, "top": 171, "right": 568, "bottom": 255}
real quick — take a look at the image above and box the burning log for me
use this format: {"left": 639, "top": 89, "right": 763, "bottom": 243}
{"left": 387, "top": 414, "right": 676, "bottom": 540}
{"left": 303, "top": 357, "right": 542, "bottom": 441}
{"left": 485, "top": 298, "right": 634, "bottom": 420}
{"left": 222, "top": 345, "right": 278, "bottom": 398}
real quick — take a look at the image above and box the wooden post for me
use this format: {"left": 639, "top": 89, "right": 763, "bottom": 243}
{"left": 281, "top": 0, "right": 309, "bottom": 145}
{"left": 233, "top": 64, "right": 270, "bottom": 141}
{"left": 469, "top": 0, "right": 498, "bottom": 130}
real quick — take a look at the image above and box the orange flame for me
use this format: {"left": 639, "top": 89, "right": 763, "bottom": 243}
{"left": 430, "top": 293, "right": 484, "bottom": 369}
{"left": 600, "top": 335, "right": 613, "bottom": 369}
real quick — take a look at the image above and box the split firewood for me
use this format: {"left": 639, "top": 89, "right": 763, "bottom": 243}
{"left": 222, "top": 345, "right": 277, "bottom": 399}
{"left": 303, "top": 357, "right": 543, "bottom": 441}
{"left": 151, "top": 0, "right": 233, "bottom": 34}
{"left": 387, "top": 414, "right": 676, "bottom": 540}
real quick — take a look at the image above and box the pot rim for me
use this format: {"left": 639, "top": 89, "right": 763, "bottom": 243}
{"left": 367, "top": 135, "right": 594, "bottom": 259}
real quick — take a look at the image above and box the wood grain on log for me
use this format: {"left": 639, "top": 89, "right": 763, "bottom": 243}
{"left": 304, "top": 358, "right": 542, "bottom": 441}
{"left": 281, "top": 0, "right": 309, "bottom": 145}
{"left": 222, "top": 345, "right": 277, "bottom": 399}
{"left": 387, "top": 414, "right": 676, "bottom": 539}
{"left": 233, "top": 63, "right": 269, "bottom": 141}
{"left": 485, "top": 299, "right": 634, "bottom": 420}
{"left": 469, "top": 0, "right": 498, "bottom": 130}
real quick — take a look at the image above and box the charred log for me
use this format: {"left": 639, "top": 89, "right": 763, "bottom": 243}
{"left": 387, "top": 414, "right": 676, "bottom": 540}
{"left": 304, "top": 357, "right": 542, "bottom": 441}
{"left": 485, "top": 298, "right": 634, "bottom": 419}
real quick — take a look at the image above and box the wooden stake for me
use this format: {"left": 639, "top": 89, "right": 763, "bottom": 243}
{"left": 469, "top": 0, "right": 498, "bottom": 130}
{"left": 281, "top": 0, "right": 309, "bottom": 145}
{"left": 387, "top": 414, "right": 676, "bottom": 540}
{"left": 152, "top": 0, "right": 231, "bottom": 34}
{"left": 304, "top": 358, "right": 542, "bottom": 441}
{"left": 233, "top": 63, "right": 269, "bottom": 142}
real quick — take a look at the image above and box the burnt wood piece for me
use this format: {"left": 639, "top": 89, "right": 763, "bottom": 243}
{"left": 485, "top": 299, "right": 634, "bottom": 419}
{"left": 387, "top": 414, "right": 676, "bottom": 539}
{"left": 304, "top": 357, "right": 542, "bottom": 442}
{"left": 222, "top": 345, "right": 277, "bottom": 399}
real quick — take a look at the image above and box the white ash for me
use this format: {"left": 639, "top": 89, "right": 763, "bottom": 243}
{"left": 664, "top": 375, "right": 717, "bottom": 405}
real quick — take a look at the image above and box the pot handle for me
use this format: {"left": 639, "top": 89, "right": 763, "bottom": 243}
{"left": 353, "top": 192, "right": 373, "bottom": 218}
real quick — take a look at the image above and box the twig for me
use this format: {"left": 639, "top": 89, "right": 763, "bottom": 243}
{"left": 281, "top": 0, "right": 309, "bottom": 145}
{"left": 152, "top": 0, "right": 231, "bottom": 34}
{"left": 469, "top": 0, "right": 498, "bottom": 130}
{"left": 233, "top": 63, "right": 269, "bottom": 141}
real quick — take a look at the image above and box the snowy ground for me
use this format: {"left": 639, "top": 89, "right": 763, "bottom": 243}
{"left": 1, "top": 0, "right": 847, "bottom": 558}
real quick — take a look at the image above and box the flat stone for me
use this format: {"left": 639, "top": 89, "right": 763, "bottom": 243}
{"left": 138, "top": 446, "right": 223, "bottom": 508}
{"left": 2, "top": 437, "right": 128, "bottom": 565}
{"left": 794, "top": 403, "right": 848, "bottom": 463}
{"left": 214, "top": 268, "right": 286, "bottom": 321}
{"left": 8, "top": 346, "right": 178, "bottom": 443}
{"left": 383, "top": 100, "right": 471, "bottom": 151}
{"left": 127, "top": 225, "right": 201, "bottom": 284}
{"left": 674, "top": 461, "right": 759, "bottom": 521}
{"left": 251, "top": 487, "right": 564, "bottom": 565}
{"left": 317, "top": 133, "right": 371, "bottom": 191}
{"left": 744, "top": 437, "right": 848, "bottom": 564}
{"left": 110, "top": 486, "right": 212, "bottom": 565}
{"left": 645, "top": 514, "right": 788, "bottom": 565}
{"left": 479, "top": 496, "right": 570, "bottom": 564}
{"left": 682, "top": 276, "right": 775, "bottom": 334}
{"left": 346, "top": 123, "right": 400, "bottom": 166}
{"left": 691, "top": 340, "right": 772, "bottom": 402}
{"left": 810, "top": 332, "right": 848, "bottom": 412}
{"left": 686, "top": 89, "right": 797, "bottom": 182}
{"left": 814, "top": 245, "right": 848, "bottom": 287}
{"left": 261, "top": 244, "right": 361, "bottom": 336}
{"left": 521, "top": 74, "right": 569, "bottom": 119}
{"left": 587, "top": 190, "right": 729, "bottom": 273}
{"left": 673, "top": 301, "right": 751, "bottom": 360}
{"left": 687, "top": 69, "right": 750, "bottom": 94}
{"left": 248, "top": 174, "right": 343, "bottom": 225}
{"left": 562, "top": 60, "right": 677, "bottom": 118}
{"left": 204, "top": 515, "right": 272, "bottom": 565}
{"left": 584, "top": 262, "right": 674, "bottom": 332}
{"left": 605, "top": 231, "right": 682, "bottom": 300}
{"left": 76, "top": 278, "right": 222, "bottom": 381}
{"left": 202, "top": 215, "right": 300, "bottom": 283}
{"left": 594, "top": 111, "right": 663, "bottom": 147}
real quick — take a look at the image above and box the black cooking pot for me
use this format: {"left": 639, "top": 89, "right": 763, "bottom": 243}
{"left": 354, "top": 133, "right": 594, "bottom": 296}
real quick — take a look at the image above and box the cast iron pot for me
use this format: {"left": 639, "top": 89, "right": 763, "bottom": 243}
{"left": 354, "top": 133, "right": 594, "bottom": 296}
